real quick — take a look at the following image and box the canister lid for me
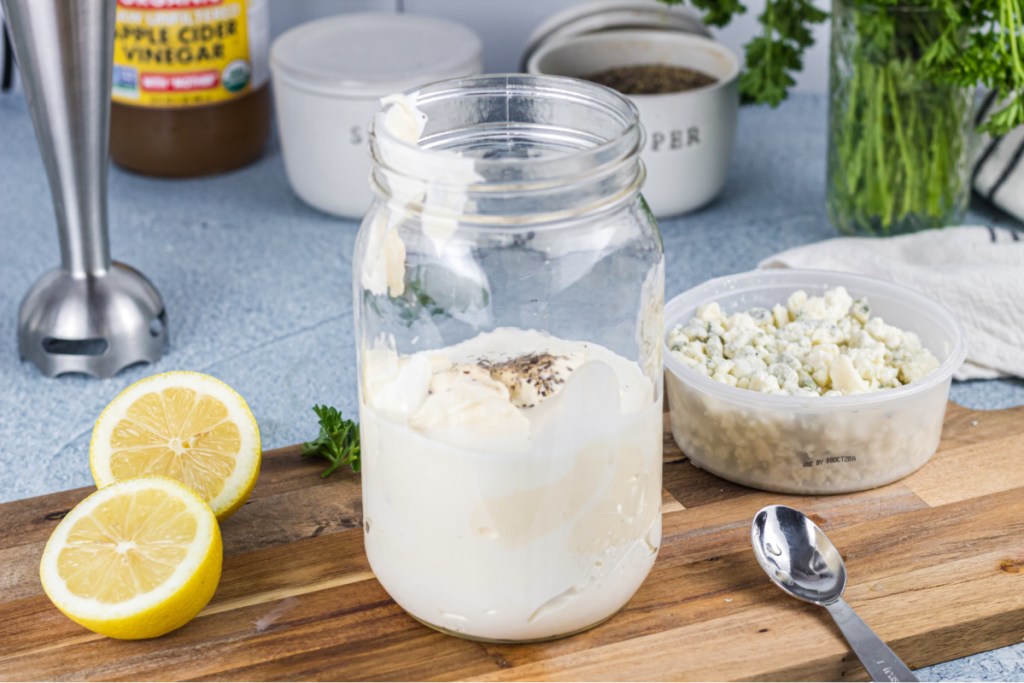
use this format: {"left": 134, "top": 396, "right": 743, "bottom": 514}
{"left": 520, "top": 0, "right": 711, "bottom": 71}
{"left": 271, "top": 13, "right": 483, "bottom": 97}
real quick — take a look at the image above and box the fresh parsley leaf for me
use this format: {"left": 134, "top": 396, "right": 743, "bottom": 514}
{"left": 657, "top": 0, "right": 826, "bottom": 106}
{"left": 301, "top": 405, "right": 361, "bottom": 478}
{"left": 924, "top": 0, "right": 1024, "bottom": 134}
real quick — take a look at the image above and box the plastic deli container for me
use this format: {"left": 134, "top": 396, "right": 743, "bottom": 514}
{"left": 663, "top": 269, "right": 967, "bottom": 495}
{"left": 270, "top": 13, "right": 482, "bottom": 219}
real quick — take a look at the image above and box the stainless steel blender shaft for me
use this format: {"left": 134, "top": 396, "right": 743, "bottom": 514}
{"left": 7, "top": 0, "right": 112, "bottom": 277}
{"left": 5, "top": 0, "right": 168, "bottom": 377}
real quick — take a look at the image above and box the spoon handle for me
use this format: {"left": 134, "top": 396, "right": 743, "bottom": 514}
{"left": 824, "top": 598, "right": 917, "bottom": 682}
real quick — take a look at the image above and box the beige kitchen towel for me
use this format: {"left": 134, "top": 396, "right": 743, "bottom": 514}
{"left": 759, "top": 225, "right": 1024, "bottom": 380}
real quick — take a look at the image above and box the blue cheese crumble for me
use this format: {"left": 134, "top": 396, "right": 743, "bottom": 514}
{"left": 667, "top": 287, "right": 940, "bottom": 396}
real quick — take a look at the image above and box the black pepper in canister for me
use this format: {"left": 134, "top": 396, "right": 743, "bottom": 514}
{"left": 585, "top": 64, "right": 717, "bottom": 95}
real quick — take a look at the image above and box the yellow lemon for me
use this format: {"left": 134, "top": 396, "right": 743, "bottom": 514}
{"left": 90, "top": 371, "right": 261, "bottom": 520}
{"left": 39, "top": 477, "right": 222, "bottom": 639}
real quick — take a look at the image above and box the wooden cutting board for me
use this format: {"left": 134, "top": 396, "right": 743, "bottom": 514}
{"left": 2, "top": 402, "right": 1023, "bottom": 681}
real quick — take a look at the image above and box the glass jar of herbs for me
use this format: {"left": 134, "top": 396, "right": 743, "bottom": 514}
{"left": 826, "top": 0, "right": 975, "bottom": 236}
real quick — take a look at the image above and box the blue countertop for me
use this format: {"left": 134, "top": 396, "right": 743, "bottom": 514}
{"left": 1, "top": 91, "right": 1022, "bottom": 679}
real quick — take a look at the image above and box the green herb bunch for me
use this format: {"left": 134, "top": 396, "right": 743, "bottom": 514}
{"left": 827, "top": 0, "right": 976, "bottom": 235}
{"left": 660, "top": 0, "right": 1024, "bottom": 236}
{"left": 921, "top": 0, "right": 1024, "bottom": 135}
{"left": 657, "top": 0, "right": 1024, "bottom": 134}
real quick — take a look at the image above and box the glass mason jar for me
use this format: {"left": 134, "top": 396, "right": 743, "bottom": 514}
{"left": 826, "top": 0, "right": 974, "bottom": 236}
{"left": 353, "top": 75, "right": 664, "bottom": 643}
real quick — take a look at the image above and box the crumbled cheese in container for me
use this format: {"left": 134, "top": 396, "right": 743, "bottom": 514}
{"left": 666, "top": 287, "right": 940, "bottom": 396}
{"left": 663, "top": 282, "right": 959, "bottom": 495}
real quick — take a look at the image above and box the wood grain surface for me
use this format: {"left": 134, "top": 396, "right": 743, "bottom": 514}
{"left": 1, "top": 403, "right": 1022, "bottom": 681}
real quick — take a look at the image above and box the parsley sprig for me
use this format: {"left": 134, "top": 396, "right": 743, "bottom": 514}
{"left": 659, "top": 0, "right": 827, "bottom": 106}
{"left": 301, "top": 405, "right": 361, "bottom": 478}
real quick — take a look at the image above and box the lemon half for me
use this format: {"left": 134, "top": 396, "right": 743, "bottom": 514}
{"left": 90, "top": 371, "right": 261, "bottom": 520}
{"left": 39, "top": 477, "right": 222, "bottom": 639}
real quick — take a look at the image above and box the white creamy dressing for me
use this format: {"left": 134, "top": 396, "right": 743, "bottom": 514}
{"left": 360, "top": 328, "right": 662, "bottom": 641}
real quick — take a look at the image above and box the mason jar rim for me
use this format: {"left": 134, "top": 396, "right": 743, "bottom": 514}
{"left": 370, "top": 73, "right": 643, "bottom": 188}
{"left": 367, "top": 73, "right": 648, "bottom": 226}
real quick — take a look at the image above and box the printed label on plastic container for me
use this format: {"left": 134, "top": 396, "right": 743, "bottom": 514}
{"left": 112, "top": 0, "right": 268, "bottom": 108}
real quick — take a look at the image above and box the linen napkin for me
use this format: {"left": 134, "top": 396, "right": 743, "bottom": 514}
{"left": 759, "top": 225, "right": 1024, "bottom": 380}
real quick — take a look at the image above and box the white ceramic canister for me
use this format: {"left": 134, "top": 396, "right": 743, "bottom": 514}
{"left": 527, "top": 30, "right": 740, "bottom": 218}
{"left": 270, "top": 13, "right": 483, "bottom": 219}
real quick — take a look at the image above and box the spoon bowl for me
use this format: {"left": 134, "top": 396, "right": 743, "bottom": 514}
{"left": 751, "top": 505, "right": 917, "bottom": 682}
{"left": 751, "top": 504, "right": 847, "bottom": 604}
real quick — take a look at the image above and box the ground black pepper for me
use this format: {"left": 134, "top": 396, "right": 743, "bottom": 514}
{"left": 585, "top": 64, "right": 716, "bottom": 95}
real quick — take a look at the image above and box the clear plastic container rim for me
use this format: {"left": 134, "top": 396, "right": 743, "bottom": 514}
{"left": 662, "top": 268, "right": 968, "bottom": 412}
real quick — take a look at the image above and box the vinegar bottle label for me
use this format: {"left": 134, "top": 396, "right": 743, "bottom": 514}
{"left": 112, "top": 0, "right": 269, "bottom": 108}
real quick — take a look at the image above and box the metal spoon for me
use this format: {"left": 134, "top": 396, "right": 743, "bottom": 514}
{"left": 751, "top": 505, "right": 917, "bottom": 682}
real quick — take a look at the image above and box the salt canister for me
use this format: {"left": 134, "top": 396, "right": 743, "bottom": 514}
{"left": 270, "top": 13, "right": 482, "bottom": 219}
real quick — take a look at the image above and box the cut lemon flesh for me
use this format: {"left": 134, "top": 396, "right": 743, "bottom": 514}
{"left": 90, "top": 371, "right": 261, "bottom": 520}
{"left": 40, "top": 477, "right": 222, "bottom": 639}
